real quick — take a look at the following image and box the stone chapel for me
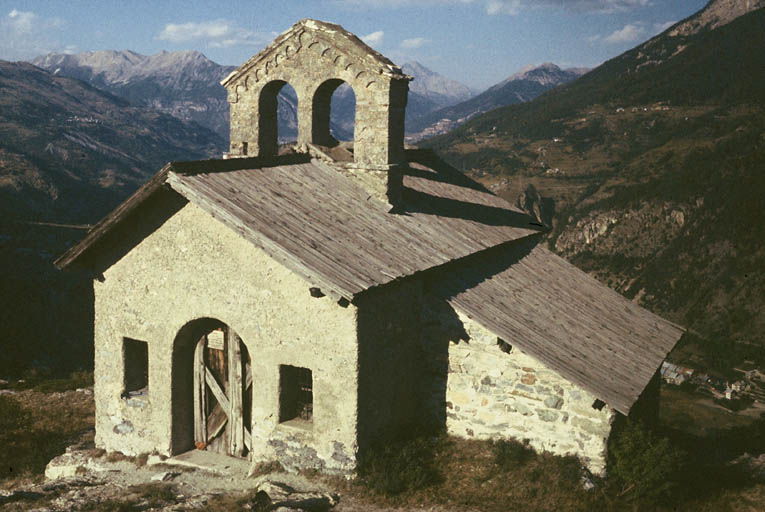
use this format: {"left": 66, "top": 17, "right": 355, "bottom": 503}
{"left": 56, "top": 19, "right": 683, "bottom": 476}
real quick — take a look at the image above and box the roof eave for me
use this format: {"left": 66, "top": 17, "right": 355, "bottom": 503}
{"left": 54, "top": 163, "right": 173, "bottom": 270}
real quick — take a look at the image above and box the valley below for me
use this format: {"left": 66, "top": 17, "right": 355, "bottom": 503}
{"left": 425, "top": 4, "right": 765, "bottom": 379}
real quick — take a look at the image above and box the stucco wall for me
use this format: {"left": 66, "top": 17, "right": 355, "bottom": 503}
{"left": 420, "top": 304, "right": 617, "bottom": 475}
{"left": 93, "top": 202, "right": 359, "bottom": 473}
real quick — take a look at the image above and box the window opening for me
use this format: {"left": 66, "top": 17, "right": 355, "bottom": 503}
{"left": 312, "top": 79, "right": 355, "bottom": 150}
{"left": 330, "top": 82, "right": 355, "bottom": 142}
{"left": 497, "top": 338, "right": 513, "bottom": 354}
{"left": 277, "top": 83, "right": 298, "bottom": 145}
{"left": 123, "top": 337, "right": 148, "bottom": 396}
{"left": 241, "top": 141, "right": 248, "bottom": 155}
{"left": 258, "top": 81, "right": 297, "bottom": 156}
{"left": 279, "top": 365, "right": 313, "bottom": 423}
{"left": 592, "top": 399, "right": 606, "bottom": 411}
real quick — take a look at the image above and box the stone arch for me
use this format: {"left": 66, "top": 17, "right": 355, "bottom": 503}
{"left": 224, "top": 19, "right": 411, "bottom": 168}
{"left": 258, "top": 80, "right": 297, "bottom": 158}
{"left": 311, "top": 78, "right": 355, "bottom": 147}
{"left": 170, "top": 317, "right": 251, "bottom": 457}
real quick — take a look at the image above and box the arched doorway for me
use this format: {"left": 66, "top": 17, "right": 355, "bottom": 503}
{"left": 258, "top": 80, "right": 298, "bottom": 156}
{"left": 312, "top": 79, "right": 355, "bottom": 147}
{"left": 171, "top": 318, "right": 251, "bottom": 459}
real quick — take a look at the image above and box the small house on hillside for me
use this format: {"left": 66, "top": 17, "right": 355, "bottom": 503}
{"left": 56, "top": 19, "right": 684, "bottom": 476}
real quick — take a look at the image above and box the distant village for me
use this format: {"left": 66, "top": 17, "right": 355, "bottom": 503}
{"left": 405, "top": 111, "right": 482, "bottom": 143}
{"left": 661, "top": 360, "right": 765, "bottom": 407}
{"left": 65, "top": 115, "right": 101, "bottom": 124}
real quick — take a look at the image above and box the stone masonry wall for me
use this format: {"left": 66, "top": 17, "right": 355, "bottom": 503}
{"left": 226, "top": 22, "right": 408, "bottom": 169}
{"left": 93, "top": 202, "right": 359, "bottom": 473}
{"left": 421, "top": 304, "right": 617, "bottom": 475}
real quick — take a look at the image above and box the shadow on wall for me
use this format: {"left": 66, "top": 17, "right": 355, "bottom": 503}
{"left": 354, "top": 236, "right": 541, "bottom": 454}
{"left": 81, "top": 188, "right": 189, "bottom": 277}
{"left": 354, "top": 279, "right": 461, "bottom": 450}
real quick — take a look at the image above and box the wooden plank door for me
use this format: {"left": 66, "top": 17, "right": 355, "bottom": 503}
{"left": 193, "top": 327, "right": 252, "bottom": 458}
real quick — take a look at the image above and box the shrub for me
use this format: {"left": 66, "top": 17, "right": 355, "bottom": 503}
{"left": 492, "top": 438, "right": 534, "bottom": 468}
{"left": 33, "top": 370, "right": 93, "bottom": 392}
{"left": 0, "top": 394, "right": 31, "bottom": 478}
{"left": 608, "top": 419, "right": 685, "bottom": 502}
{"left": 357, "top": 435, "right": 441, "bottom": 496}
{"left": 0, "top": 389, "right": 94, "bottom": 482}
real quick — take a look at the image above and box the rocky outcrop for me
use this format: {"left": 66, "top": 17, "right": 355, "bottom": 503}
{"left": 515, "top": 183, "right": 551, "bottom": 227}
{"left": 669, "top": 0, "right": 765, "bottom": 36}
{"left": 554, "top": 202, "right": 690, "bottom": 259}
{"left": 32, "top": 445, "right": 341, "bottom": 511}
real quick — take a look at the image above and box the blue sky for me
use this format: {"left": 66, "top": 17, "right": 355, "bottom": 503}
{"left": 1, "top": 0, "right": 708, "bottom": 89}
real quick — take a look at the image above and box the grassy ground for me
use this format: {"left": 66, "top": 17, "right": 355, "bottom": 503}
{"left": 328, "top": 385, "right": 765, "bottom": 511}
{"left": 0, "top": 372, "right": 95, "bottom": 488}
{"left": 1, "top": 376, "right": 763, "bottom": 511}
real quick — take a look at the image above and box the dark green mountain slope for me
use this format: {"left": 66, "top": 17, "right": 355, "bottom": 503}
{"left": 0, "top": 61, "right": 224, "bottom": 376}
{"left": 0, "top": 60, "right": 224, "bottom": 222}
{"left": 423, "top": 5, "right": 765, "bottom": 369}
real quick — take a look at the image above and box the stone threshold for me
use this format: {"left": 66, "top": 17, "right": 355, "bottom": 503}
{"left": 152, "top": 449, "right": 251, "bottom": 475}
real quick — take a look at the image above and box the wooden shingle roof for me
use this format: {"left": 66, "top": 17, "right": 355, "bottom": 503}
{"left": 164, "top": 157, "right": 540, "bottom": 299}
{"left": 56, "top": 151, "right": 683, "bottom": 414}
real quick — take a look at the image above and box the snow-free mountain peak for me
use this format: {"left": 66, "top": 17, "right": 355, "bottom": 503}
{"left": 401, "top": 61, "right": 475, "bottom": 106}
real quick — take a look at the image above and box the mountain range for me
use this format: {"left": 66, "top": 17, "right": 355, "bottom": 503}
{"left": 0, "top": 60, "right": 224, "bottom": 224}
{"left": 30, "top": 50, "right": 571, "bottom": 144}
{"left": 0, "top": 60, "right": 228, "bottom": 375}
{"left": 406, "top": 63, "right": 589, "bottom": 141}
{"left": 31, "top": 52, "right": 478, "bottom": 142}
{"left": 423, "top": 0, "right": 765, "bottom": 370}
{"left": 31, "top": 50, "right": 236, "bottom": 141}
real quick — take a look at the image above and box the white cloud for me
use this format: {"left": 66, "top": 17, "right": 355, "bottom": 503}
{"left": 539, "top": 0, "right": 652, "bottom": 12}
{"left": 0, "top": 9, "right": 67, "bottom": 60}
{"left": 362, "top": 30, "right": 385, "bottom": 45}
{"left": 159, "top": 21, "right": 230, "bottom": 42}
{"left": 8, "top": 9, "right": 37, "bottom": 32}
{"left": 604, "top": 23, "right": 646, "bottom": 43}
{"left": 157, "top": 20, "right": 271, "bottom": 48}
{"left": 334, "top": 0, "right": 475, "bottom": 6}
{"left": 654, "top": 20, "right": 676, "bottom": 33}
{"left": 486, "top": 0, "right": 521, "bottom": 15}
{"left": 333, "top": 0, "right": 652, "bottom": 14}
{"left": 401, "top": 37, "right": 430, "bottom": 49}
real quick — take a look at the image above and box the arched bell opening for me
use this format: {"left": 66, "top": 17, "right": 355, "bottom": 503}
{"left": 258, "top": 80, "right": 298, "bottom": 157}
{"left": 312, "top": 78, "right": 356, "bottom": 148}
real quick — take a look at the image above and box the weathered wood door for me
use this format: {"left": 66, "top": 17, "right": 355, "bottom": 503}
{"left": 193, "top": 327, "right": 252, "bottom": 458}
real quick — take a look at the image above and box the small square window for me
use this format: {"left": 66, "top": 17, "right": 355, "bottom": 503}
{"left": 497, "top": 338, "right": 513, "bottom": 354}
{"left": 123, "top": 338, "right": 148, "bottom": 395}
{"left": 279, "top": 365, "right": 313, "bottom": 423}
